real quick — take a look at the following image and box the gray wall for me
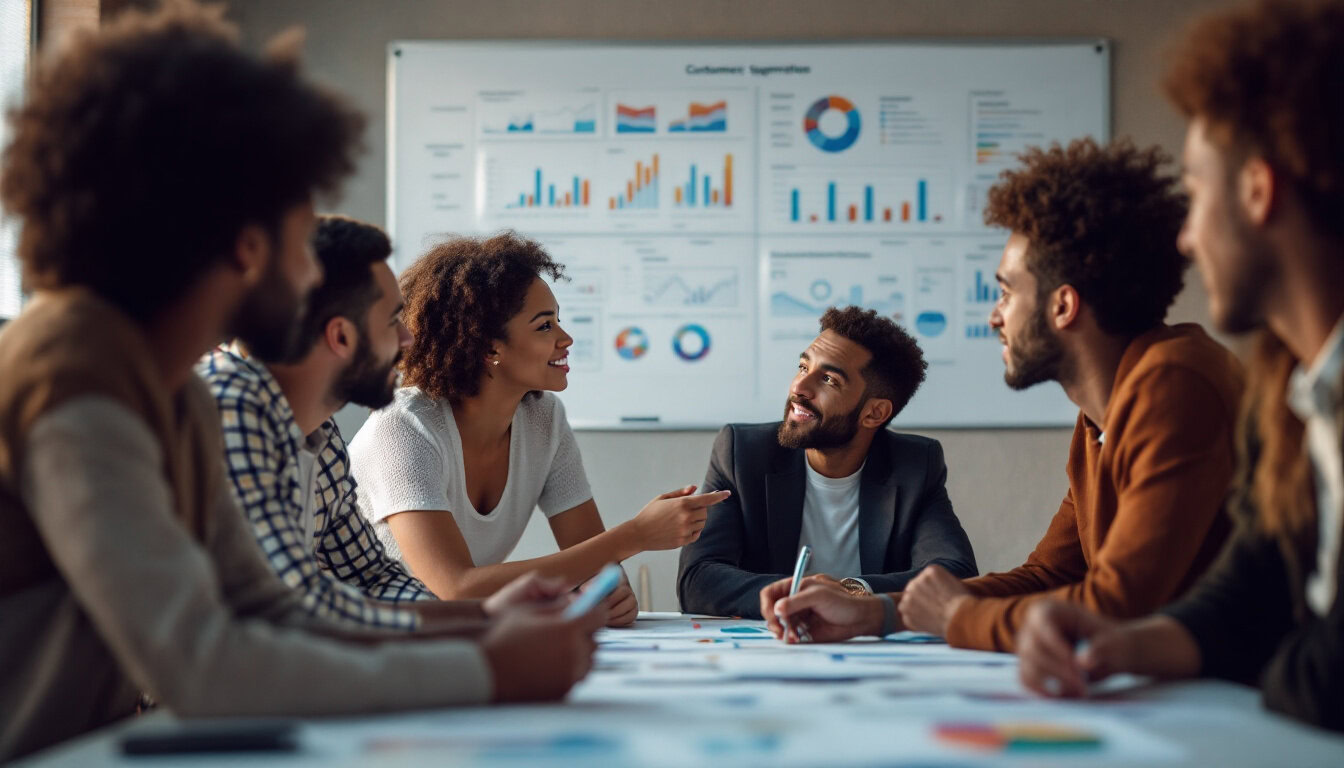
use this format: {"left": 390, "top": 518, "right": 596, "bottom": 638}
{"left": 226, "top": 0, "right": 1240, "bottom": 609}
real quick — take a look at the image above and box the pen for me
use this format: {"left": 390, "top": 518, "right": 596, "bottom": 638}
{"left": 780, "top": 545, "right": 812, "bottom": 643}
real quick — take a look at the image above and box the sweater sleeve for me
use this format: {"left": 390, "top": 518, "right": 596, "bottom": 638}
{"left": 1162, "top": 511, "right": 1344, "bottom": 732}
{"left": 19, "top": 396, "right": 493, "bottom": 717}
{"left": 947, "top": 366, "right": 1237, "bottom": 652}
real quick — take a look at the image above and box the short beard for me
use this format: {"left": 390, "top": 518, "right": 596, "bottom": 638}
{"left": 1003, "top": 301, "right": 1065, "bottom": 391}
{"left": 231, "top": 256, "right": 306, "bottom": 365}
{"left": 333, "top": 333, "right": 400, "bottom": 410}
{"left": 1211, "top": 216, "right": 1276, "bottom": 335}
{"left": 776, "top": 397, "right": 864, "bottom": 450}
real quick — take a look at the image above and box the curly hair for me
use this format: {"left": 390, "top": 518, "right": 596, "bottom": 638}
{"left": 983, "top": 138, "right": 1188, "bottom": 337}
{"left": 819, "top": 306, "right": 927, "bottom": 426}
{"left": 281, "top": 215, "right": 391, "bottom": 358}
{"left": 1164, "top": 0, "right": 1344, "bottom": 240}
{"left": 0, "top": 0, "right": 364, "bottom": 322}
{"left": 399, "top": 232, "right": 565, "bottom": 403}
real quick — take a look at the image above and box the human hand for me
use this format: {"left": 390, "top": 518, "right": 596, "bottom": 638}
{"left": 1016, "top": 600, "right": 1126, "bottom": 698}
{"left": 585, "top": 567, "right": 637, "bottom": 627}
{"left": 480, "top": 602, "right": 606, "bottom": 702}
{"left": 760, "top": 575, "right": 883, "bottom": 643}
{"left": 482, "top": 572, "right": 571, "bottom": 617}
{"left": 631, "top": 485, "right": 731, "bottom": 550}
{"left": 897, "top": 564, "right": 970, "bottom": 637}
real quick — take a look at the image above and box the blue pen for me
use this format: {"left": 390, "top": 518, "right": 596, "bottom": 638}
{"left": 780, "top": 545, "right": 812, "bottom": 642}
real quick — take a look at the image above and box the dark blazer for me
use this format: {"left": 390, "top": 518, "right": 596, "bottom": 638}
{"left": 677, "top": 422, "right": 978, "bottom": 618}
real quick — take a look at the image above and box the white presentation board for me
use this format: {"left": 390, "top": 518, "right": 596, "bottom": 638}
{"left": 388, "top": 42, "right": 1109, "bottom": 428}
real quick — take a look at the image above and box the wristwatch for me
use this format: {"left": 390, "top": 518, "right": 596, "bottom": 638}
{"left": 839, "top": 577, "right": 874, "bottom": 596}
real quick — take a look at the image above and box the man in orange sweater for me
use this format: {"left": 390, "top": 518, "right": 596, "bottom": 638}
{"left": 761, "top": 138, "right": 1245, "bottom": 652}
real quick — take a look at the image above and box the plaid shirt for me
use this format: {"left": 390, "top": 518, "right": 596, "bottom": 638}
{"left": 198, "top": 345, "right": 432, "bottom": 631}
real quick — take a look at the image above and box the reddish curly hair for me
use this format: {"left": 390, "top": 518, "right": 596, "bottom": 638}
{"left": 983, "top": 138, "right": 1187, "bottom": 337}
{"left": 0, "top": 0, "right": 363, "bottom": 322}
{"left": 1164, "top": 0, "right": 1344, "bottom": 239}
{"left": 398, "top": 232, "right": 565, "bottom": 403}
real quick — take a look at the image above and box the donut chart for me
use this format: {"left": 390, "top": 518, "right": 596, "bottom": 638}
{"left": 672, "top": 324, "right": 712, "bottom": 362}
{"left": 803, "top": 95, "right": 861, "bottom": 152}
{"left": 615, "top": 327, "right": 650, "bottom": 360}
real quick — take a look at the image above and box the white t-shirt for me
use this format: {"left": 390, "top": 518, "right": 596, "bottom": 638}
{"left": 798, "top": 459, "right": 863, "bottom": 577}
{"left": 349, "top": 388, "right": 593, "bottom": 568}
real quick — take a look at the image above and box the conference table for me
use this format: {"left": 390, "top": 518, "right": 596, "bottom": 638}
{"left": 16, "top": 614, "right": 1344, "bottom": 767}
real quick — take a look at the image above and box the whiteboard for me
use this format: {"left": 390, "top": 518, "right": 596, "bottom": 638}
{"left": 388, "top": 41, "right": 1109, "bottom": 428}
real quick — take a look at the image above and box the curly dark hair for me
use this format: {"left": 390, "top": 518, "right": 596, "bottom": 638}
{"left": 399, "top": 232, "right": 565, "bottom": 403}
{"left": 1164, "top": 0, "right": 1344, "bottom": 240}
{"left": 983, "top": 138, "right": 1188, "bottom": 337}
{"left": 819, "top": 306, "right": 927, "bottom": 426}
{"left": 0, "top": 0, "right": 364, "bottom": 323}
{"left": 277, "top": 215, "right": 392, "bottom": 359}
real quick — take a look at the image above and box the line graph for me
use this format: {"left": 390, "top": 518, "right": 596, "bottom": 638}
{"left": 643, "top": 268, "right": 738, "bottom": 308}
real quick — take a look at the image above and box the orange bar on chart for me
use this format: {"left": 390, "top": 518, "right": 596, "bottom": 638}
{"left": 901, "top": 202, "right": 911, "bottom": 221}
{"left": 627, "top": 181, "right": 634, "bottom": 202}
{"left": 653, "top": 154, "right": 660, "bottom": 177}
{"left": 883, "top": 208, "right": 892, "bottom": 222}
{"left": 609, "top": 197, "right": 616, "bottom": 209}
{"left": 848, "top": 204, "right": 857, "bottom": 222}
{"left": 564, "top": 192, "right": 571, "bottom": 206}
{"left": 635, "top": 162, "right": 643, "bottom": 191}
{"left": 712, "top": 189, "right": 719, "bottom": 204}
{"left": 675, "top": 187, "right": 683, "bottom": 204}
{"left": 527, "top": 195, "right": 534, "bottom": 207}
{"left": 644, "top": 167, "right": 652, "bottom": 185}
{"left": 724, "top": 154, "right": 733, "bottom": 206}
{"left": 582, "top": 180, "right": 590, "bottom": 206}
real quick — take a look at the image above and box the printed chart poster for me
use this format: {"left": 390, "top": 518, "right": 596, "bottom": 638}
{"left": 390, "top": 43, "right": 1107, "bottom": 427}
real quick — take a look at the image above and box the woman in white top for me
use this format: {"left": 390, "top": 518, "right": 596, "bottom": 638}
{"left": 350, "top": 233, "right": 728, "bottom": 625}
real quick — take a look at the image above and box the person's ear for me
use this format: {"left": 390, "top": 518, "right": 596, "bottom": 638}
{"left": 860, "top": 397, "right": 893, "bottom": 430}
{"left": 1051, "top": 284, "right": 1080, "bottom": 331}
{"left": 1238, "top": 155, "right": 1275, "bottom": 227}
{"left": 324, "top": 316, "right": 358, "bottom": 361}
{"left": 232, "top": 223, "right": 271, "bottom": 287}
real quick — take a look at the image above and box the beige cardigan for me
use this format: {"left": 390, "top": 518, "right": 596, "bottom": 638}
{"left": 0, "top": 290, "right": 491, "bottom": 761}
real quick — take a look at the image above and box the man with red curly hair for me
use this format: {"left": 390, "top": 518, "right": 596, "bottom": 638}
{"left": 1017, "top": 0, "right": 1344, "bottom": 731}
{"left": 762, "top": 137, "right": 1244, "bottom": 653}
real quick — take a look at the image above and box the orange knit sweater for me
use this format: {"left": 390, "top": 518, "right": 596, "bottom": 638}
{"left": 942, "top": 323, "right": 1244, "bottom": 652}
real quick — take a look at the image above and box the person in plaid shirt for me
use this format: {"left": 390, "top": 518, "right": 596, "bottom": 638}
{"left": 201, "top": 215, "right": 497, "bottom": 631}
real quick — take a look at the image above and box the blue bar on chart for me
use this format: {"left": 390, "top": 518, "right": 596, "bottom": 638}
{"left": 506, "top": 168, "right": 590, "bottom": 208}
{"left": 918, "top": 180, "right": 927, "bottom": 222}
{"left": 967, "top": 270, "right": 1000, "bottom": 304}
{"left": 864, "top": 186, "right": 874, "bottom": 222}
{"left": 673, "top": 155, "right": 734, "bottom": 208}
{"left": 609, "top": 155, "right": 659, "bottom": 210}
{"left": 827, "top": 183, "right": 836, "bottom": 222}
{"left": 791, "top": 189, "right": 800, "bottom": 222}
{"left": 966, "top": 323, "right": 996, "bottom": 339}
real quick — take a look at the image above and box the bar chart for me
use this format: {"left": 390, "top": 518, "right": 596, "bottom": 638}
{"left": 506, "top": 168, "right": 592, "bottom": 209}
{"left": 965, "top": 269, "right": 1000, "bottom": 304}
{"left": 609, "top": 154, "right": 660, "bottom": 210}
{"left": 674, "top": 154, "right": 734, "bottom": 209}
{"left": 771, "top": 167, "right": 948, "bottom": 228}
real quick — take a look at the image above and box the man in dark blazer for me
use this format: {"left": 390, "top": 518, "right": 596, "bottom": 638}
{"left": 678, "top": 306, "right": 977, "bottom": 618}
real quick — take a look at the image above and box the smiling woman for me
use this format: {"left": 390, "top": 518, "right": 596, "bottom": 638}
{"left": 348, "top": 232, "right": 730, "bottom": 625}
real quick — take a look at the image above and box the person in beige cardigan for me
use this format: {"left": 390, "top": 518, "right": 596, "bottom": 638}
{"left": 0, "top": 3, "right": 601, "bottom": 761}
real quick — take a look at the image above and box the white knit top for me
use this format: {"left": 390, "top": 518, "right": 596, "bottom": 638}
{"left": 349, "top": 388, "right": 593, "bottom": 567}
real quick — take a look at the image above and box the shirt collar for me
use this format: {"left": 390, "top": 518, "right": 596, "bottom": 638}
{"left": 1287, "top": 313, "right": 1344, "bottom": 421}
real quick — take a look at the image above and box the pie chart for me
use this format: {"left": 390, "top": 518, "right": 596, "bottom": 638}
{"left": 803, "top": 95, "right": 861, "bottom": 152}
{"left": 615, "top": 327, "right": 649, "bottom": 360}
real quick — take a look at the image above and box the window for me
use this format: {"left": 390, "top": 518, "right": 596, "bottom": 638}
{"left": 0, "top": 1, "right": 33, "bottom": 319}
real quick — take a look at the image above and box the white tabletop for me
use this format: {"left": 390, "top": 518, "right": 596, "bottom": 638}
{"left": 15, "top": 614, "right": 1344, "bottom": 767}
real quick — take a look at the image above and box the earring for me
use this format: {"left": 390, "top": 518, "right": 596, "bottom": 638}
{"left": 491, "top": 359, "right": 500, "bottom": 366}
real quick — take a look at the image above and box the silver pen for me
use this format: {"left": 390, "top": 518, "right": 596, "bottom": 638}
{"left": 780, "top": 545, "right": 812, "bottom": 642}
